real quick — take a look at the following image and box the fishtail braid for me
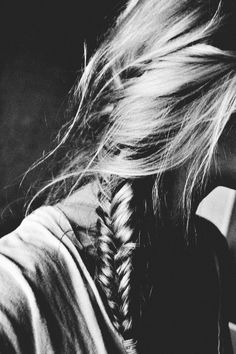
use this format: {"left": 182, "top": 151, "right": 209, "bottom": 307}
{"left": 96, "top": 186, "right": 121, "bottom": 332}
{"left": 96, "top": 179, "right": 138, "bottom": 353}
{"left": 111, "top": 183, "right": 136, "bottom": 334}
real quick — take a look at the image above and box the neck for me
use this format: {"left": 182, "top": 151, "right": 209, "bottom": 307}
{"left": 57, "top": 182, "right": 98, "bottom": 228}
{"left": 57, "top": 168, "right": 217, "bottom": 237}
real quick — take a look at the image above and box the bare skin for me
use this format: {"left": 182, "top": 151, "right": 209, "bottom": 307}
{"left": 58, "top": 118, "right": 236, "bottom": 231}
{"left": 58, "top": 169, "right": 217, "bottom": 233}
{"left": 58, "top": 182, "right": 99, "bottom": 228}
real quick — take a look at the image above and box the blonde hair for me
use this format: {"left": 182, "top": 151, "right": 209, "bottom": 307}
{"left": 27, "top": 0, "right": 236, "bottom": 349}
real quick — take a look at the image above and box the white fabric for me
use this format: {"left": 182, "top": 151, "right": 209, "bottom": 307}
{"left": 0, "top": 206, "right": 126, "bottom": 354}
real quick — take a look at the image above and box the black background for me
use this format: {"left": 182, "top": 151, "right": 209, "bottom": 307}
{"left": 0, "top": 0, "right": 124, "bottom": 235}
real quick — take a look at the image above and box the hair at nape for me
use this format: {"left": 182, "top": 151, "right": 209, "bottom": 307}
{"left": 28, "top": 0, "right": 236, "bottom": 349}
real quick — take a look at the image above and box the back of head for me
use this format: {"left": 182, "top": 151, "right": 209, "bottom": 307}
{"left": 29, "top": 0, "right": 236, "bottom": 345}
{"left": 37, "top": 0, "right": 236, "bottom": 219}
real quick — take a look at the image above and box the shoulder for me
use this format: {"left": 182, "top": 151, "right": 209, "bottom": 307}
{"left": 195, "top": 215, "right": 233, "bottom": 296}
{"left": 0, "top": 205, "right": 90, "bottom": 297}
{"left": 194, "top": 215, "right": 232, "bottom": 286}
{"left": 0, "top": 206, "right": 83, "bottom": 281}
{"left": 195, "top": 215, "right": 230, "bottom": 256}
{"left": 0, "top": 206, "right": 94, "bottom": 353}
{"left": 195, "top": 216, "right": 236, "bottom": 323}
{"left": 0, "top": 206, "right": 126, "bottom": 353}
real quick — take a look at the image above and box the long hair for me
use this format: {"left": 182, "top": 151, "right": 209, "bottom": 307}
{"left": 27, "top": 0, "right": 236, "bottom": 348}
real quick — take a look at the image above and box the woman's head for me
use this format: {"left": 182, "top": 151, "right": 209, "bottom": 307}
{"left": 28, "top": 0, "right": 236, "bottom": 341}
{"left": 37, "top": 0, "right": 236, "bottom": 221}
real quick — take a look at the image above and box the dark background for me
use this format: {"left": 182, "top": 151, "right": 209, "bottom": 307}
{"left": 1, "top": 2, "right": 236, "bottom": 351}
{"left": 0, "top": 0, "right": 124, "bottom": 236}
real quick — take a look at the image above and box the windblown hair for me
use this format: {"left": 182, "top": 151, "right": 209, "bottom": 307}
{"left": 28, "top": 0, "right": 236, "bottom": 350}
